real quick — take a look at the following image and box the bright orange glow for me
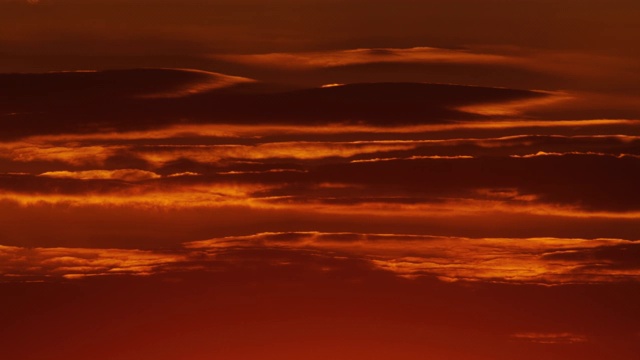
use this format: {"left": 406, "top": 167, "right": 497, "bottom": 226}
{"left": 457, "top": 90, "right": 574, "bottom": 116}
{"left": 39, "top": 169, "right": 162, "bottom": 181}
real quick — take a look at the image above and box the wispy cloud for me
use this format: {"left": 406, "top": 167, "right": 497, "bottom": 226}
{"left": 187, "top": 232, "right": 640, "bottom": 285}
{"left": 511, "top": 332, "right": 588, "bottom": 344}
{"left": 0, "top": 245, "right": 185, "bottom": 281}
{"left": 211, "top": 47, "right": 514, "bottom": 69}
{"left": 136, "top": 68, "right": 254, "bottom": 98}
{"left": 39, "top": 169, "right": 162, "bottom": 181}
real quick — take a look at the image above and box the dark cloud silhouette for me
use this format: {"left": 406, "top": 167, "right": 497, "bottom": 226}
{"left": 1, "top": 70, "right": 546, "bottom": 140}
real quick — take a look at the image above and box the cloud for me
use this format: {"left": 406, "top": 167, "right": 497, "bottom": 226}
{"left": 510, "top": 332, "right": 588, "bottom": 344}
{"left": 4, "top": 123, "right": 638, "bottom": 172}
{"left": 511, "top": 151, "right": 640, "bottom": 159}
{"left": 0, "top": 245, "right": 185, "bottom": 281}
{"left": 212, "top": 46, "right": 640, "bottom": 97}
{"left": 137, "top": 68, "right": 254, "bottom": 98}
{"left": 186, "top": 232, "right": 640, "bottom": 285}
{"left": 209, "top": 47, "right": 640, "bottom": 121}
{"left": 541, "top": 243, "right": 640, "bottom": 271}
{"left": 128, "top": 141, "right": 421, "bottom": 166}
{"left": 211, "top": 47, "right": 515, "bottom": 70}
{"left": 2, "top": 68, "right": 252, "bottom": 99}
{"left": 3, "top": 144, "right": 118, "bottom": 166}
{"left": 3, "top": 119, "right": 637, "bottom": 150}
{"left": 4, "top": 231, "right": 638, "bottom": 285}
{"left": 0, "top": 175, "right": 269, "bottom": 208}
{"left": 3, "top": 148, "right": 640, "bottom": 216}
{"left": 2, "top": 73, "right": 548, "bottom": 140}
{"left": 39, "top": 169, "right": 161, "bottom": 181}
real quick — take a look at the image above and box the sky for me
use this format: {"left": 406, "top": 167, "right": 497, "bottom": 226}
{"left": 1, "top": 1, "right": 640, "bottom": 359}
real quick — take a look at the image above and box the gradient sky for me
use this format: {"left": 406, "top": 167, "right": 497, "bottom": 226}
{"left": 1, "top": 1, "right": 640, "bottom": 359}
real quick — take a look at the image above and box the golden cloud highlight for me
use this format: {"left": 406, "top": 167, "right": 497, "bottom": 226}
{"left": 4, "top": 119, "right": 638, "bottom": 149}
{"left": 457, "top": 90, "right": 573, "bottom": 116}
{"left": 138, "top": 68, "right": 254, "bottom": 98}
{"left": 186, "top": 232, "right": 640, "bottom": 285}
{"left": 133, "top": 141, "right": 419, "bottom": 165}
{"left": 0, "top": 182, "right": 270, "bottom": 208}
{"left": 39, "top": 169, "right": 161, "bottom": 181}
{"left": 0, "top": 245, "right": 185, "bottom": 281}
{"left": 3, "top": 144, "right": 119, "bottom": 166}
{"left": 211, "top": 47, "right": 513, "bottom": 70}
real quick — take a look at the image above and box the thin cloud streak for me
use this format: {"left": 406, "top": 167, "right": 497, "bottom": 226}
{"left": 212, "top": 47, "right": 514, "bottom": 69}
{"left": 135, "top": 68, "right": 254, "bottom": 98}
{"left": 3, "top": 119, "right": 638, "bottom": 147}
{"left": 39, "top": 169, "right": 162, "bottom": 181}
{"left": 511, "top": 332, "right": 589, "bottom": 344}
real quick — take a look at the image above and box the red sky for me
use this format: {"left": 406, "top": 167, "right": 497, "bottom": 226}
{"left": 1, "top": 1, "right": 640, "bottom": 359}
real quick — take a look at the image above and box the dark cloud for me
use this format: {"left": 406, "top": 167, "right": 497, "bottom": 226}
{"left": 302, "top": 154, "right": 640, "bottom": 212}
{"left": 1, "top": 70, "right": 545, "bottom": 140}
{"left": 206, "top": 153, "right": 640, "bottom": 212}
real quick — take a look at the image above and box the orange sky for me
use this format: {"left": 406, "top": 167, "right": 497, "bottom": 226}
{"left": 1, "top": 1, "right": 640, "bottom": 359}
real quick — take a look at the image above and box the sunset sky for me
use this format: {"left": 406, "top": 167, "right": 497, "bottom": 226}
{"left": 2, "top": 1, "right": 640, "bottom": 359}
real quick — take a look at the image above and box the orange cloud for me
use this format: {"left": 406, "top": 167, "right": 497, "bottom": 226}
{"left": 3, "top": 231, "right": 638, "bottom": 285}
{"left": 457, "top": 90, "right": 573, "bottom": 116}
{"left": 4, "top": 120, "right": 638, "bottom": 169}
{"left": 0, "top": 245, "right": 185, "bottom": 281}
{"left": 0, "top": 182, "right": 270, "bottom": 208}
{"left": 211, "top": 47, "right": 513, "bottom": 70}
{"left": 186, "top": 232, "right": 640, "bottom": 285}
{"left": 2, "top": 176, "right": 640, "bottom": 219}
{"left": 39, "top": 169, "right": 161, "bottom": 181}
{"left": 1, "top": 140, "right": 421, "bottom": 168}
{"left": 3, "top": 144, "right": 118, "bottom": 166}
{"left": 351, "top": 155, "right": 474, "bottom": 163}
{"left": 511, "top": 151, "right": 640, "bottom": 159}
{"left": 136, "top": 68, "right": 254, "bottom": 98}
{"left": 289, "top": 197, "right": 640, "bottom": 220}
{"left": 4, "top": 119, "right": 638, "bottom": 148}
{"left": 133, "top": 141, "right": 420, "bottom": 166}
{"left": 213, "top": 46, "right": 640, "bottom": 95}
